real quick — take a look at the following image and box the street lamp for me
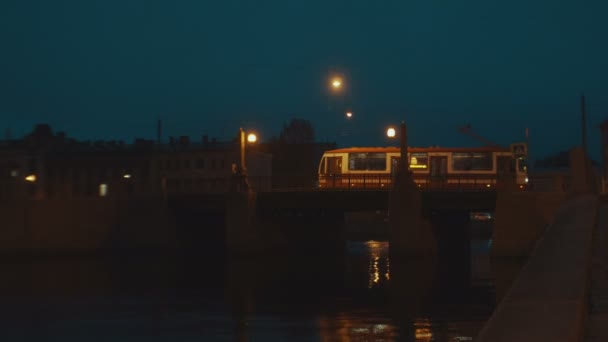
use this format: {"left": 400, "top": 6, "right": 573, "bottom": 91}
{"left": 239, "top": 128, "right": 258, "bottom": 173}
{"left": 331, "top": 77, "right": 342, "bottom": 90}
{"left": 386, "top": 122, "right": 409, "bottom": 180}
{"left": 237, "top": 128, "right": 258, "bottom": 191}
{"left": 346, "top": 111, "right": 353, "bottom": 118}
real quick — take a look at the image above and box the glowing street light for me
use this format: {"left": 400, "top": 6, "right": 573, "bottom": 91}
{"left": 385, "top": 122, "right": 409, "bottom": 180}
{"left": 236, "top": 128, "right": 259, "bottom": 192}
{"left": 239, "top": 128, "right": 259, "bottom": 174}
{"left": 331, "top": 77, "right": 342, "bottom": 89}
{"left": 346, "top": 111, "right": 353, "bottom": 118}
{"left": 25, "top": 174, "right": 36, "bottom": 182}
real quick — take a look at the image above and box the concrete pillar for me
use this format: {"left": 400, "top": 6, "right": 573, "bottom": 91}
{"left": 225, "top": 191, "right": 258, "bottom": 254}
{"left": 225, "top": 191, "right": 287, "bottom": 255}
{"left": 388, "top": 172, "right": 437, "bottom": 257}
{"left": 389, "top": 258, "right": 438, "bottom": 339}
{"left": 569, "top": 147, "right": 595, "bottom": 195}
{"left": 492, "top": 191, "right": 565, "bottom": 257}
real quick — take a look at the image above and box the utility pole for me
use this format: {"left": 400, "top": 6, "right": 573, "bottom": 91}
{"left": 581, "top": 94, "right": 587, "bottom": 157}
{"left": 157, "top": 118, "right": 162, "bottom": 145}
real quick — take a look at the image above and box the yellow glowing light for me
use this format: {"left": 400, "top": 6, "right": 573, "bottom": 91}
{"left": 415, "top": 328, "right": 433, "bottom": 340}
{"left": 486, "top": 184, "right": 491, "bottom": 188}
{"left": 331, "top": 78, "right": 342, "bottom": 88}
{"left": 123, "top": 174, "right": 132, "bottom": 179}
{"left": 247, "top": 133, "right": 257, "bottom": 143}
{"left": 386, "top": 127, "right": 396, "bottom": 138}
{"left": 346, "top": 112, "right": 353, "bottom": 118}
{"left": 25, "top": 174, "right": 36, "bottom": 182}
{"left": 99, "top": 183, "right": 108, "bottom": 197}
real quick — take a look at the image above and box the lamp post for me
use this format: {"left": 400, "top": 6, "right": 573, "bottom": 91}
{"left": 240, "top": 127, "right": 246, "bottom": 174}
{"left": 236, "top": 128, "right": 257, "bottom": 192}
{"left": 386, "top": 121, "right": 408, "bottom": 180}
{"left": 239, "top": 128, "right": 258, "bottom": 174}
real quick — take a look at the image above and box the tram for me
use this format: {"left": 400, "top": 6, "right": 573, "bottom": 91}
{"left": 317, "top": 143, "right": 528, "bottom": 190}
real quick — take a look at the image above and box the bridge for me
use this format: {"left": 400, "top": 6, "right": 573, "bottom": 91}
{"left": 256, "top": 189, "right": 498, "bottom": 213}
{"left": 224, "top": 147, "right": 608, "bottom": 341}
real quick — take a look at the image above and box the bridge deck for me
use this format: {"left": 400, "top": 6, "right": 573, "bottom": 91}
{"left": 167, "top": 188, "right": 501, "bottom": 213}
{"left": 257, "top": 189, "right": 498, "bottom": 212}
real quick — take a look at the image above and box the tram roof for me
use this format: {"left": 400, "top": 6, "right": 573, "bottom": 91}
{"left": 324, "top": 146, "right": 512, "bottom": 154}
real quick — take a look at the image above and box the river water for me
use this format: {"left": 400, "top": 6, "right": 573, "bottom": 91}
{"left": 0, "top": 237, "right": 524, "bottom": 341}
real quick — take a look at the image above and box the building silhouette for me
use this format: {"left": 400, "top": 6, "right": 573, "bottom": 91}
{"left": 0, "top": 124, "right": 272, "bottom": 200}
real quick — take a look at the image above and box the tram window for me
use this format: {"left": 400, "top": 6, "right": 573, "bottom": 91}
{"left": 348, "top": 153, "right": 386, "bottom": 171}
{"left": 452, "top": 152, "right": 493, "bottom": 171}
{"left": 410, "top": 153, "right": 428, "bottom": 169}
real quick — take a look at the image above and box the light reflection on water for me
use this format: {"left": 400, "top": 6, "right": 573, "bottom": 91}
{"left": 364, "top": 240, "right": 390, "bottom": 288}
{"left": 0, "top": 237, "right": 521, "bottom": 341}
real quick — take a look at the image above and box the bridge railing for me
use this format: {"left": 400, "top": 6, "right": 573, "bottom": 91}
{"left": 250, "top": 173, "right": 572, "bottom": 192}
{"left": 318, "top": 173, "right": 526, "bottom": 191}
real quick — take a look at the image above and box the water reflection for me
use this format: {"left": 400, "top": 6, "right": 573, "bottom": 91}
{"left": 365, "top": 240, "right": 390, "bottom": 288}
{"left": 414, "top": 318, "right": 433, "bottom": 341}
{"left": 0, "top": 237, "right": 520, "bottom": 341}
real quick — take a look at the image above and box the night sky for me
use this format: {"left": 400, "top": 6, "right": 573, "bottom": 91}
{"left": 1, "top": 0, "right": 607, "bottom": 162}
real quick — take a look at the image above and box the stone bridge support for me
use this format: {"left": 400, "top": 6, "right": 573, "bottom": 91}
{"left": 388, "top": 173, "right": 437, "bottom": 257}
{"left": 492, "top": 147, "right": 597, "bottom": 257}
{"left": 225, "top": 191, "right": 288, "bottom": 255}
{"left": 492, "top": 191, "right": 565, "bottom": 257}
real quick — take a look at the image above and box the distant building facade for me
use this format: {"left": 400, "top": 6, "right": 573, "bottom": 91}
{"left": 0, "top": 125, "right": 272, "bottom": 200}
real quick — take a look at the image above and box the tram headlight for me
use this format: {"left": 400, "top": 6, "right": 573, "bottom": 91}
{"left": 525, "top": 177, "right": 529, "bottom": 183}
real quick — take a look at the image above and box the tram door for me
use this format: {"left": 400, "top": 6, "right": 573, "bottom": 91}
{"left": 429, "top": 156, "right": 447, "bottom": 189}
{"left": 326, "top": 156, "right": 342, "bottom": 187}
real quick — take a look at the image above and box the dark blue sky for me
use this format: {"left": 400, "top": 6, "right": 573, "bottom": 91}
{"left": 1, "top": 0, "right": 607, "bottom": 161}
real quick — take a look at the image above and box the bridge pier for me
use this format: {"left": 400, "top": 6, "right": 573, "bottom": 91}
{"left": 225, "top": 191, "right": 288, "bottom": 255}
{"left": 388, "top": 173, "right": 437, "bottom": 257}
{"left": 569, "top": 147, "right": 599, "bottom": 195}
{"left": 492, "top": 191, "right": 565, "bottom": 257}
{"left": 492, "top": 147, "right": 597, "bottom": 257}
